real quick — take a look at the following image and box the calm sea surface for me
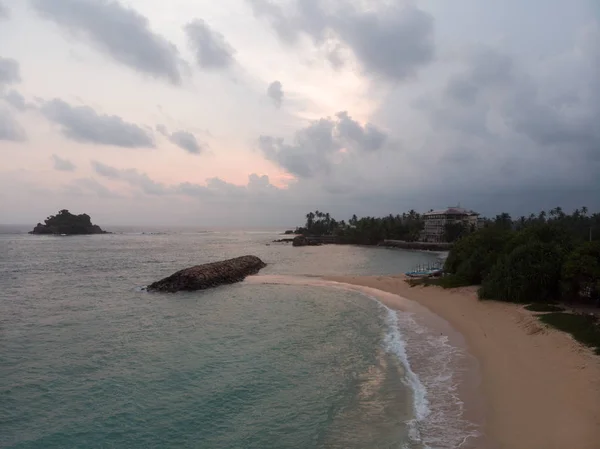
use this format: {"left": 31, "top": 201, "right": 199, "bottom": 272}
{"left": 1, "top": 227, "right": 477, "bottom": 448}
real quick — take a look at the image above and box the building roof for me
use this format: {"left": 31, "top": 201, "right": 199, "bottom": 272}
{"left": 424, "top": 207, "right": 479, "bottom": 216}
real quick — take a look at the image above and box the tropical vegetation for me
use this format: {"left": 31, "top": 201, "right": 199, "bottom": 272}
{"left": 296, "top": 206, "right": 600, "bottom": 353}
{"left": 295, "top": 210, "right": 425, "bottom": 245}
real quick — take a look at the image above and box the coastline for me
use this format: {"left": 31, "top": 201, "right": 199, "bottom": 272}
{"left": 324, "top": 275, "right": 600, "bottom": 449}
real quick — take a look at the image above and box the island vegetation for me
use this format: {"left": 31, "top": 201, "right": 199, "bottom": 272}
{"left": 29, "top": 209, "right": 107, "bottom": 235}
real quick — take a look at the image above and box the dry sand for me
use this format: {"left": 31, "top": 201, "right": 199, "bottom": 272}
{"left": 324, "top": 275, "right": 600, "bottom": 449}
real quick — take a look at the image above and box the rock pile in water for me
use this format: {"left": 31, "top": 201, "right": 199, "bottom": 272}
{"left": 147, "top": 255, "right": 267, "bottom": 292}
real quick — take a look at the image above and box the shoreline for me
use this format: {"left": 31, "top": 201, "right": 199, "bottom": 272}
{"left": 324, "top": 275, "right": 600, "bottom": 449}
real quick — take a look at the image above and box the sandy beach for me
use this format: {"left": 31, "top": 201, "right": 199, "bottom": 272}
{"left": 325, "top": 275, "right": 600, "bottom": 449}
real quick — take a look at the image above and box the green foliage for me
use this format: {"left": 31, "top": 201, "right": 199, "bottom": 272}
{"left": 561, "top": 241, "right": 600, "bottom": 302}
{"left": 503, "top": 223, "right": 575, "bottom": 256}
{"left": 479, "top": 241, "right": 565, "bottom": 303}
{"left": 538, "top": 313, "right": 600, "bottom": 355}
{"left": 444, "top": 221, "right": 468, "bottom": 243}
{"left": 297, "top": 210, "right": 424, "bottom": 245}
{"left": 524, "top": 304, "right": 565, "bottom": 312}
{"left": 444, "top": 227, "right": 511, "bottom": 284}
{"left": 406, "top": 274, "right": 471, "bottom": 288}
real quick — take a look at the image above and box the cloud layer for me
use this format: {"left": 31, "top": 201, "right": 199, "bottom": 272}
{"left": 248, "top": 0, "right": 435, "bottom": 79}
{"left": 91, "top": 160, "right": 280, "bottom": 199}
{"left": 0, "top": 58, "right": 21, "bottom": 85}
{"left": 184, "top": 19, "right": 235, "bottom": 70}
{"left": 267, "top": 81, "right": 283, "bottom": 107}
{"left": 0, "top": 2, "right": 9, "bottom": 20}
{"left": 30, "top": 0, "right": 183, "bottom": 84}
{"left": 3, "top": 90, "right": 28, "bottom": 111}
{"left": 52, "top": 154, "right": 76, "bottom": 171}
{"left": 156, "top": 125, "right": 204, "bottom": 154}
{"left": 0, "top": 108, "right": 26, "bottom": 141}
{"left": 41, "top": 99, "right": 155, "bottom": 147}
{"left": 259, "top": 111, "right": 387, "bottom": 178}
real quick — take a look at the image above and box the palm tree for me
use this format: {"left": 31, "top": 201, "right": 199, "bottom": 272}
{"left": 556, "top": 206, "right": 564, "bottom": 218}
{"left": 306, "top": 212, "right": 315, "bottom": 229}
{"left": 582, "top": 206, "right": 588, "bottom": 217}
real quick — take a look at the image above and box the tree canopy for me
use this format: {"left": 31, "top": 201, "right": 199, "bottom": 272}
{"left": 30, "top": 209, "right": 106, "bottom": 235}
{"left": 443, "top": 206, "right": 600, "bottom": 306}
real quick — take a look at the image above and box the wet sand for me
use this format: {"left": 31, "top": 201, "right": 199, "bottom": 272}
{"left": 324, "top": 275, "right": 600, "bottom": 449}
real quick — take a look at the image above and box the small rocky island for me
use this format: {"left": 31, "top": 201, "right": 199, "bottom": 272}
{"left": 147, "top": 255, "right": 267, "bottom": 292}
{"left": 29, "top": 209, "right": 107, "bottom": 235}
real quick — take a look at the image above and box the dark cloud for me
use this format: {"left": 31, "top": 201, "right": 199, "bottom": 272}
{"left": 0, "top": 2, "right": 9, "bottom": 20}
{"left": 333, "top": 5, "right": 434, "bottom": 80}
{"left": 0, "top": 57, "right": 21, "bottom": 85}
{"left": 169, "top": 130, "right": 202, "bottom": 154}
{"left": 444, "top": 49, "right": 514, "bottom": 105}
{"left": 156, "top": 125, "right": 204, "bottom": 154}
{"left": 258, "top": 111, "right": 387, "bottom": 178}
{"left": 52, "top": 154, "right": 76, "bottom": 171}
{"left": 363, "top": 31, "right": 600, "bottom": 216}
{"left": 41, "top": 99, "right": 154, "bottom": 147}
{"left": 184, "top": 19, "right": 235, "bottom": 70}
{"left": 3, "top": 90, "right": 28, "bottom": 111}
{"left": 247, "top": 0, "right": 434, "bottom": 79}
{"left": 247, "top": 0, "right": 297, "bottom": 44}
{"left": 0, "top": 108, "right": 26, "bottom": 141}
{"left": 30, "top": 0, "right": 183, "bottom": 84}
{"left": 267, "top": 80, "right": 283, "bottom": 107}
{"left": 335, "top": 111, "right": 387, "bottom": 152}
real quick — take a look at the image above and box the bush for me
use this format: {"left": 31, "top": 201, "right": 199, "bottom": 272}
{"left": 479, "top": 241, "right": 565, "bottom": 303}
{"left": 524, "top": 304, "right": 565, "bottom": 312}
{"left": 406, "top": 274, "right": 472, "bottom": 289}
{"left": 444, "top": 227, "right": 512, "bottom": 284}
{"left": 561, "top": 241, "right": 600, "bottom": 303}
{"left": 539, "top": 312, "right": 600, "bottom": 355}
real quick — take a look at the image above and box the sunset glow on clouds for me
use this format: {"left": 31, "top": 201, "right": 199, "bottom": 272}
{"left": 1, "top": 0, "right": 599, "bottom": 226}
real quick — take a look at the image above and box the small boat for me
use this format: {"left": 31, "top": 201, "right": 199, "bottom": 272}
{"left": 404, "top": 262, "right": 444, "bottom": 278}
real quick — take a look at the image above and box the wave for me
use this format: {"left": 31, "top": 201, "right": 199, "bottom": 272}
{"left": 245, "top": 274, "right": 480, "bottom": 448}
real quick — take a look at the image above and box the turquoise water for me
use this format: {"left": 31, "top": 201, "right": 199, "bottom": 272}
{"left": 0, "top": 229, "right": 475, "bottom": 448}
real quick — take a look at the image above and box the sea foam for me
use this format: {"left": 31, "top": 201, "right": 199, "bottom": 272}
{"left": 245, "top": 275, "right": 481, "bottom": 448}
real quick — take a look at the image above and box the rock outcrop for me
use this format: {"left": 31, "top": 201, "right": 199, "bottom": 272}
{"left": 147, "top": 255, "right": 267, "bottom": 292}
{"left": 29, "top": 209, "right": 107, "bottom": 235}
{"left": 292, "top": 235, "right": 308, "bottom": 246}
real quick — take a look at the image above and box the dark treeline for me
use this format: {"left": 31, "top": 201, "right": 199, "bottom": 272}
{"left": 297, "top": 207, "right": 600, "bottom": 352}
{"left": 296, "top": 207, "right": 600, "bottom": 245}
{"left": 296, "top": 207, "right": 600, "bottom": 304}
{"left": 443, "top": 206, "right": 600, "bottom": 307}
{"left": 295, "top": 210, "right": 424, "bottom": 245}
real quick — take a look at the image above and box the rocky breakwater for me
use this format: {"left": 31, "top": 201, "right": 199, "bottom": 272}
{"left": 147, "top": 255, "right": 267, "bottom": 292}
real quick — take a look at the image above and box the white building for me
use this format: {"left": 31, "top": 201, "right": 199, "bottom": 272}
{"left": 421, "top": 207, "right": 480, "bottom": 243}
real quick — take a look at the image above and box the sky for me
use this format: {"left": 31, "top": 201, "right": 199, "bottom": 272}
{"left": 1, "top": 0, "right": 599, "bottom": 226}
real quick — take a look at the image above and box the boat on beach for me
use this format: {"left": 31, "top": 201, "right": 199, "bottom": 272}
{"left": 404, "top": 261, "right": 444, "bottom": 278}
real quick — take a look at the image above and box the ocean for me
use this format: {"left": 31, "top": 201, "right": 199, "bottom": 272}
{"left": 0, "top": 227, "right": 479, "bottom": 448}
